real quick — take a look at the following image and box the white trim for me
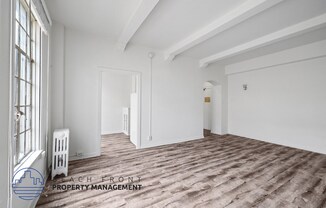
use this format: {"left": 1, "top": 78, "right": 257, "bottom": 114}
{"left": 230, "top": 133, "right": 326, "bottom": 155}
{"left": 137, "top": 73, "right": 142, "bottom": 149}
{"left": 69, "top": 152, "right": 101, "bottom": 161}
{"left": 140, "top": 135, "right": 204, "bottom": 149}
{"left": 117, "top": 0, "right": 160, "bottom": 51}
{"left": 225, "top": 39, "right": 326, "bottom": 75}
{"left": 45, "top": 30, "right": 51, "bottom": 171}
{"left": 31, "top": 2, "right": 48, "bottom": 35}
{"left": 227, "top": 55, "right": 326, "bottom": 75}
{"left": 97, "top": 66, "right": 142, "bottom": 149}
{"left": 13, "top": 150, "right": 44, "bottom": 178}
{"left": 200, "top": 13, "right": 326, "bottom": 68}
{"left": 8, "top": 0, "right": 16, "bottom": 207}
{"left": 40, "top": 0, "right": 52, "bottom": 25}
{"left": 148, "top": 58, "right": 152, "bottom": 140}
{"left": 164, "top": 0, "right": 285, "bottom": 61}
{"left": 98, "top": 70, "right": 103, "bottom": 155}
{"left": 101, "top": 131, "right": 125, "bottom": 135}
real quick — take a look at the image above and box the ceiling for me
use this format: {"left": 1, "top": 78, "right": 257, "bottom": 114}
{"left": 45, "top": 0, "right": 143, "bottom": 38}
{"left": 45, "top": 0, "right": 326, "bottom": 66}
{"left": 131, "top": 0, "right": 247, "bottom": 49}
{"left": 183, "top": 0, "right": 326, "bottom": 59}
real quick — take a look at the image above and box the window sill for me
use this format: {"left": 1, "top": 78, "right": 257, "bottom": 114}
{"left": 13, "top": 150, "right": 45, "bottom": 181}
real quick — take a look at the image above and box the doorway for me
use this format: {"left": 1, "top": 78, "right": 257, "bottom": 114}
{"left": 203, "top": 81, "right": 222, "bottom": 137}
{"left": 98, "top": 68, "right": 141, "bottom": 149}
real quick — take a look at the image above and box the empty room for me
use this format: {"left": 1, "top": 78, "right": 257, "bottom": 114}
{"left": 1, "top": 0, "right": 326, "bottom": 207}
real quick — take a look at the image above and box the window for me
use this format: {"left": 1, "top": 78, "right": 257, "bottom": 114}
{"left": 14, "top": 0, "right": 41, "bottom": 166}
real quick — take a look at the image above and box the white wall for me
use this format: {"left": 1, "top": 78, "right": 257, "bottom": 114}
{"left": 101, "top": 72, "right": 131, "bottom": 135}
{"left": 0, "top": 0, "right": 11, "bottom": 206}
{"left": 50, "top": 23, "right": 203, "bottom": 159}
{"left": 50, "top": 22, "right": 65, "bottom": 131}
{"left": 151, "top": 54, "right": 203, "bottom": 146}
{"left": 227, "top": 40, "right": 326, "bottom": 154}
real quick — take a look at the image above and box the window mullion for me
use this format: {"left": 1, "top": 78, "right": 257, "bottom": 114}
{"left": 15, "top": 50, "right": 21, "bottom": 165}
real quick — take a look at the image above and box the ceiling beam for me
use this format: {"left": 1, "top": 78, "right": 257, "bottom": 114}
{"left": 164, "top": 0, "right": 285, "bottom": 61}
{"left": 199, "top": 13, "right": 326, "bottom": 68}
{"left": 117, "top": 0, "right": 159, "bottom": 52}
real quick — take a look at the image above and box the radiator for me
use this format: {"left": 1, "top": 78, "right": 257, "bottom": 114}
{"left": 52, "top": 129, "right": 69, "bottom": 180}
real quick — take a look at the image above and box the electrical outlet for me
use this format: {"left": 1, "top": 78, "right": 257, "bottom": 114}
{"left": 148, "top": 136, "right": 152, "bottom": 141}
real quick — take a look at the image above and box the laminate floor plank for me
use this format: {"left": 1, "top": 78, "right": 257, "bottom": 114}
{"left": 36, "top": 134, "right": 326, "bottom": 208}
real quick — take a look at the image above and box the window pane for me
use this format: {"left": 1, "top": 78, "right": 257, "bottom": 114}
{"left": 26, "top": 9, "right": 30, "bottom": 35}
{"left": 20, "top": 55, "right": 26, "bottom": 80}
{"left": 19, "top": 133, "right": 25, "bottom": 161}
{"left": 14, "top": 135, "right": 18, "bottom": 163}
{"left": 19, "top": 80, "right": 26, "bottom": 105}
{"left": 25, "top": 106, "right": 31, "bottom": 129}
{"left": 26, "top": 36, "right": 30, "bottom": 54}
{"left": 15, "top": 0, "right": 19, "bottom": 20}
{"left": 15, "top": 22, "right": 19, "bottom": 46}
{"left": 26, "top": 83, "right": 31, "bottom": 105}
{"left": 26, "top": 59, "right": 31, "bottom": 82}
{"left": 25, "top": 130, "right": 31, "bottom": 153}
{"left": 19, "top": 107, "right": 26, "bottom": 133}
{"left": 15, "top": 49, "right": 19, "bottom": 76}
{"left": 20, "top": 3, "right": 27, "bottom": 30}
{"left": 14, "top": 79, "right": 19, "bottom": 106}
{"left": 19, "top": 27, "right": 26, "bottom": 52}
{"left": 31, "top": 40, "right": 35, "bottom": 60}
{"left": 31, "top": 20, "right": 35, "bottom": 41}
{"left": 14, "top": 117, "right": 18, "bottom": 136}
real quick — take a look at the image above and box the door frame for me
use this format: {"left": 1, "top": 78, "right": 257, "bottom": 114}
{"left": 203, "top": 81, "right": 222, "bottom": 135}
{"left": 97, "top": 67, "right": 142, "bottom": 150}
{"left": 211, "top": 84, "right": 222, "bottom": 135}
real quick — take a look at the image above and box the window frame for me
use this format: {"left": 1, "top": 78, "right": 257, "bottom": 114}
{"left": 13, "top": 0, "right": 41, "bottom": 167}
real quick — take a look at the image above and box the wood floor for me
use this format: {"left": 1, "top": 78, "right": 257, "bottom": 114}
{"left": 203, "top": 129, "right": 211, "bottom": 137}
{"left": 37, "top": 134, "right": 326, "bottom": 208}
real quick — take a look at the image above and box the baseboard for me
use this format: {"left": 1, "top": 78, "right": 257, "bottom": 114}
{"left": 101, "top": 130, "right": 123, "bottom": 135}
{"left": 229, "top": 133, "right": 326, "bottom": 155}
{"left": 69, "top": 152, "right": 101, "bottom": 161}
{"left": 140, "top": 135, "right": 204, "bottom": 149}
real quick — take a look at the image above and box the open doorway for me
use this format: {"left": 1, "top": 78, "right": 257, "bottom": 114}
{"left": 99, "top": 68, "right": 141, "bottom": 150}
{"left": 203, "top": 81, "right": 222, "bottom": 137}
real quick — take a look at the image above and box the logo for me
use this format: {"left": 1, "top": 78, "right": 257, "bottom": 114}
{"left": 12, "top": 168, "right": 45, "bottom": 200}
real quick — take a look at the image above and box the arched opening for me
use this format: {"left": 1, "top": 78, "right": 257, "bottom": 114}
{"left": 203, "top": 81, "right": 222, "bottom": 137}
